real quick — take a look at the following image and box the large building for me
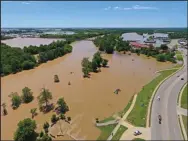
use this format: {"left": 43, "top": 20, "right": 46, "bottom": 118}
{"left": 122, "top": 32, "right": 170, "bottom": 48}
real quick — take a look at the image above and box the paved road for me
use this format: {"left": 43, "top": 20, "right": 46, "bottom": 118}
{"left": 151, "top": 48, "right": 187, "bottom": 140}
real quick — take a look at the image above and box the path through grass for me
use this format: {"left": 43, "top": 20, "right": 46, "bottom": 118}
{"left": 181, "top": 84, "right": 187, "bottom": 109}
{"left": 182, "top": 115, "right": 187, "bottom": 135}
{"left": 127, "top": 69, "right": 178, "bottom": 127}
{"left": 97, "top": 124, "right": 117, "bottom": 140}
{"left": 112, "top": 125, "right": 128, "bottom": 140}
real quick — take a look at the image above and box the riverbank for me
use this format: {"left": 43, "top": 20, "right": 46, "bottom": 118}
{"left": 1, "top": 40, "right": 173, "bottom": 140}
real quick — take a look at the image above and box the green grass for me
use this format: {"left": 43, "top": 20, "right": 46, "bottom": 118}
{"left": 132, "top": 138, "right": 145, "bottom": 141}
{"left": 111, "top": 125, "right": 128, "bottom": 140}
{"left": 99, "top": 116, "right": 115, "bottom": 123}
{"left": 127, "top": 69, "right": 178, "bottom": 127}
{"left": 181, "top": 84, "right": 188, "bottom": 109}
{"left": 182, "top": 115, "right": 187, "bottom": 136}
{"left": 118, "top": 95, "right": 134, "bottom": 117}
{"left": 176, "top": 54, "right": 183, "bottom": 61}
{"left": 97, "top": 124, "right": 117, "bottom": 140}
{"left": 176, "top": 50, "right": 182, "bottom": 54}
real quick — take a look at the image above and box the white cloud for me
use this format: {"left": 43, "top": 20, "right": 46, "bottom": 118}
{"left": 104, "top": 6, "right": 111, "bottom": 10}
{"left": 21, "top": 2, "right": 31, "bottom": 5}
{"left": 104, "top": 5, "right": 158, "bottom": 11}
{"left": 132, "top": 5, "right": 158, "bottom": 10}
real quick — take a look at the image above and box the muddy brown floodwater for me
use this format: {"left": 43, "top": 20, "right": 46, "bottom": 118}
{"left": 1, "top": 40, "right": 173, "bottom": 140}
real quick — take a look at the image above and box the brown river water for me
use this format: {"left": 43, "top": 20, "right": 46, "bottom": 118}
{"left": 1, "top": 40, "right": 173, "bottom": 140}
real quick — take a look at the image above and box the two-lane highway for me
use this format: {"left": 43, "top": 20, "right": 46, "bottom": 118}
{"left": 151, "top": 48, "right": 187, "bottom": 140}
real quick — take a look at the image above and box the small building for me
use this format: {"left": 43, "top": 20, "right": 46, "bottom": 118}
{"left": 130, "top": 42, "right": 149, "bottom": 49}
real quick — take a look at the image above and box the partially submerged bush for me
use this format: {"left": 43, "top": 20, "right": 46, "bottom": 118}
{"left": 54, "top": 75, "right": 60, "bottom": 83}
{"left": 11, "top": 92, "right": 22, "bottom": 109}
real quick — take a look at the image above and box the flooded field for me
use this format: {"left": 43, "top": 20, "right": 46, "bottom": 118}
{"left": 1, "top": 40, "right": 173, "bottom": 140}
{"left": 1, "top": 37, "right": 65, "bottom": 48}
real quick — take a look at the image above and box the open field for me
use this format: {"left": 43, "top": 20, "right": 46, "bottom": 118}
{"left": 1, "top": 40, "right": 173, "bottom": 140}
{"left": 1, "top": 37, "right": 65, "bottom": 48}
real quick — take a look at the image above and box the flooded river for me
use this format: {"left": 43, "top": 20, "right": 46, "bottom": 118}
{"left": 1, "top": 40, "right": 173, "bottom": 140}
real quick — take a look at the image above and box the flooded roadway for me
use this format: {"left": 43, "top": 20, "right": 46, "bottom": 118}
{"left": 1, "top": 40, "right": 173, "bottom": 140}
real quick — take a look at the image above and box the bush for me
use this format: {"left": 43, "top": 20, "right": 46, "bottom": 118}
{"left": 67, "top": 116, "right": 71, "bottom": 122}
{"left": 22, "top": 87, "right": 33, "bottom": 103}
{"left": 43, "top": 122, "right": 49, "bottom": 130}
{"left": 11, "top": 92, "right": 22, "bottom": 109}
{"left": 57, "top": 98, "right": 69, "bottom": 114}
{"left": 60, "top": 114, "right": 66, "bottom": 120}
{"left": 156, "top": 54, "right": 166, "bottom": 62}
{"left": 102, "top": 59, "right": 108, "bottom": 67}
{"left": 54, "top": 75, "right": 60, "bottom": 83}
{"left": 51, "top": 114, "right": 58, "bottom": 123}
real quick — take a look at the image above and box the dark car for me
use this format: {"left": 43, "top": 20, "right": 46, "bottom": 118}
{"left": 181, "top": 78, "right": 184, "bottom": 80}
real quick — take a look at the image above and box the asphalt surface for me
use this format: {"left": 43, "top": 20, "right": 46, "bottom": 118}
{"left": 151, "top": 48, "right": 187, "bottom": 140}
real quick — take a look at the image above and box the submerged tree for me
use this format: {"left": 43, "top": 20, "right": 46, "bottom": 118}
{"left": 14, "top": 118, "right": 37, "bottom": 141}
{"left": 37, "top": 88, "right": 53, "bottom": 110}
{"left": 102, "top": 59, "right": 108, "bottom": 67}
{"left": 81, "top": 57, "right": 92, "bottom": 77}
{"left": 1, "top": 102, "right": 8, "bottom": 116}
{"left": 22, "top": 87, "right": 34, "bottom": 103}
{"left": 57, "top": 97, "right": 69, "bottom": 114}
{"left": 30, "top": 108, "right": 37, "bottom": 119}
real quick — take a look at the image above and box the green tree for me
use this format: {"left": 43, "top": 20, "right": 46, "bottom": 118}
{"left": 21, "top": 61, "right": 35, "bottom": 70}
{"left": 14, "top": 118, "right": 37, "bottom": 141}
{"left": 57, "top": 98, "right": 69, "bottom": 114}
{"left": 102, "top": 59, "right": 108, "bottom": 67}
{"left": 81, "top": 57, "right": 92, "bottom": 77}
{"left": 22, "top": 87, "right": 33, "bottom": 103}
{"left": 51, "top": 114, "right": 58, "bottom": 123}
{"left": 11, "top": 92, "right": 22, "bottom": 109}
{"left": 60, "top": 114, "right": 66, "bottom": 120}
{"left": 157, "top": 54, "right": 166, "bottom": 62}
{"left": 37, "top": 88, "right": 52, "bottom": 108}
{"left": 160, "top": 44, "right": 168, "bottom": 50}
{"left": 36, "top": 133, "right": 52, "bottom": 141}
{"left": 30, "top": 108, "right": 37, "bottom": 119}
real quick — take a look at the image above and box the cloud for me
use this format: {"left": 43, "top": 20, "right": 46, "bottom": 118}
{"left": 104, "top": 6, "right": 111, "bottom": 10}
{"left": 104, "top": 5, "right": 158, "bottom": 11}
{"left": 21, "top": 2, "right": 31, "bottom": 5}
{"left": 132, "top": 5, "right": 158, "bottom": 10}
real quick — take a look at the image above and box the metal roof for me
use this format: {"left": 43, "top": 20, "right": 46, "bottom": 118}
{"left": 122, "top": 32, "right": 143, "bottom": 42}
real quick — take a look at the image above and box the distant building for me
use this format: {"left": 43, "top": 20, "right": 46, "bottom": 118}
{"left": 130, "top": 42, "right": 149, "bottom": 49}
{"left": 122, "top": 32, "right": 143, "bottom": 43}
{"left": 153, "top": 33, "right": 169, "bottom": 40}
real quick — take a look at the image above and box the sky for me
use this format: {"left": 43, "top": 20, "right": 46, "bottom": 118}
{"left": 1, "top": 1, "right": 187, "bottom": 28}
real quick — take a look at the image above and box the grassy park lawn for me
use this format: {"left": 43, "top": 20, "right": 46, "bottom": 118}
{"left": 132, "top": 138, "right": 145, "bottom": 141}
{"left": 97, "top": 124, "right": 117, "bottom": 140}
{"left": 176, "top": 54, "right": 183, "bottom": 61}
{"left": 127, "top": 69, "right": 178, "bottom": 127}
{"left": 112, "top": 125, "right": 128, "bottom": 140}
{"left": 182, "top": 115, "right": 187, "bottom": 135}
{"left": 181, "top": 84, "right": 187, "bottom": 109}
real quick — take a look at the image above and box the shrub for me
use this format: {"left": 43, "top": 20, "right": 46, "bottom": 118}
{"left": 60, "top": 114, "right": 66, "bottom": 120}
{"left": 54, "top": 75, "right": 60, "bottom": 83}
{"left": 51, "top": 114, "right": 58, "bottom": 123}
{"left": 67, "top": 116, "right": 71, "bottom": 122}
{"left": 102, "top": 59, "right": 108, "bottom": 67}
{"left": 11, "top": 92, "right": 22, "bottom": 109}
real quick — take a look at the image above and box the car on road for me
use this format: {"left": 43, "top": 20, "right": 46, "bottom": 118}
{"left": 134, "top": 130, "right": 142, "bottom": 136}
{"left": 181, "top": 78, "right": 184, "bottom": 80}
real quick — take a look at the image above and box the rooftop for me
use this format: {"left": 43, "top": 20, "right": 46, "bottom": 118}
{"left": 122, "top": 32, "right": 143, "bottom": 42}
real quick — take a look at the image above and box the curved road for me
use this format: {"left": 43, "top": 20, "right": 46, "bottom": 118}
{"left": 151, "top": 48, "right": 187, "bottom": 140}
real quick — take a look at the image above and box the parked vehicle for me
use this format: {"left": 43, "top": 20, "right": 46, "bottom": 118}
{"left": 134, "top": 130, "right": 142, "bottom": 136}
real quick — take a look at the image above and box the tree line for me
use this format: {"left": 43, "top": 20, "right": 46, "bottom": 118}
{"left": 93, "top": 35, "right": 177, "bottom": 63}
{"left": 1, "top": 40, "right": 73, "bottom": 76}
